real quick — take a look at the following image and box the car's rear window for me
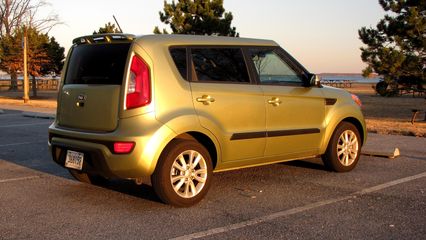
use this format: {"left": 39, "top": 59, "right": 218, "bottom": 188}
{"left": 64, "top": 43, "right": 131, "bottom": 85}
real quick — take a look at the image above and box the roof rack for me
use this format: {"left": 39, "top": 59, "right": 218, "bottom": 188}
{"left": 72, "top": 34, "right": 136, "bottom": 45}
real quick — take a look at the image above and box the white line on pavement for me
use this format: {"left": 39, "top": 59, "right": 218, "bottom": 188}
{"left": 0, "top": 175, "right": 40, "bottom": 183}
{"left": 0, "top": 141, "right": 46, "bottom": 147}
{"left": 171, "top": 171, "right": 426, "bottom": 240}
{"left": 0, "top": 122, "right": 51, "bottom": 128}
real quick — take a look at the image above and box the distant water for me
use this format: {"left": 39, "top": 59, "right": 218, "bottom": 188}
{"left": 319, "top": 74, "right": 381, "bottom": 83}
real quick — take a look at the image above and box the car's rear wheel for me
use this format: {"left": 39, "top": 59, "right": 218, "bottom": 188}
{"left": 151, "top": 139, "right": 212, "bottom": 207}
{"left": 68, "top": 169, "right": 108, "bottom": 185}
{"left": 322, "top": 122, "right": 361, "bottom": 172}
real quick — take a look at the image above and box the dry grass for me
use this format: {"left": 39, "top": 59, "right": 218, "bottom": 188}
{"left": 0, "top": 97, "right": 57, "bottom": 109}
{"left": 347, "top": 83, "right": 426, "bottom": 137}
{"left": 0, "top": 91, "right": 57, "bottom": 109}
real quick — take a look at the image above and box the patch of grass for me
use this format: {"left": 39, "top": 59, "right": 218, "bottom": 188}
{"left": 348, "top": 84, "right": 426, "bottom": 137}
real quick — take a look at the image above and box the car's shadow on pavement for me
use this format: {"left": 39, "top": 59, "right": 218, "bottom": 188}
{"left": 93, "top": 179, "right": 162, "bottom": 203}
{"left": 280, "top": 159, "right": 328, "bottom": 171}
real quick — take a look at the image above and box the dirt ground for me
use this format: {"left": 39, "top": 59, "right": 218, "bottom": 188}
{"left": 1, "top": 84, "right": 425, "bottom": 137}
{"left": 348, "top": 83, "right": 426, "bottom": 137}
{"left": 0, "top": 90, "right": 57, "bottom": 109}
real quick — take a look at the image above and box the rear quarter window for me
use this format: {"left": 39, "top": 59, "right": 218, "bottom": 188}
{"left": 64, "top": 43, "right": 131, "bottom": 85}
{"left": 170, "top": 48, "right": 188, "bottom": 80}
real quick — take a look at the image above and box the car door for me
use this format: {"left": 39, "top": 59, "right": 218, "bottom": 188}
{"left": 247, "top": 47, "right": 325, "bottom": 158}
{"left": 189, "top": 47, "right": 266, "bottom": 162}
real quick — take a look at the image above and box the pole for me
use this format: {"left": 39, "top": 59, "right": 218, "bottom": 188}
{"left": 23, "top": 27, "right": 29, "bottom": 103}
{"left": 113, "top": 15, "right": 123, "bottom": 33}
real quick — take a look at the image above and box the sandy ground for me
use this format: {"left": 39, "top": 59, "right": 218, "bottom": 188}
{"left": 0, "top": 90, "right": 57, "bottom": 109}
{"left": 1, "top": 84, "right": 425, "bottom": 137}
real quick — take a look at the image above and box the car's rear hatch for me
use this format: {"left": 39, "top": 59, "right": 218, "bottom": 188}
{"left": 57, "top": 35, "right": 133, "bottom": 132}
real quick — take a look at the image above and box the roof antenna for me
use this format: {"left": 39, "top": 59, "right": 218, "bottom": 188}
{"left": 113, "top": 15, "right": 123, "bottom": 33}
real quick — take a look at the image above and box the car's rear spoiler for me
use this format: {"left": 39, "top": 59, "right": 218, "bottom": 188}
{"left": 72, "top": 34, "right": 136, "bottom": 45}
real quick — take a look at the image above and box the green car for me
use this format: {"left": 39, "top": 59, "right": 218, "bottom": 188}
{"left": 48, "top": 34, "right": 366, "bottom": 207}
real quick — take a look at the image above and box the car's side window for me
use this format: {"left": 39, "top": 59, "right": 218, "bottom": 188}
{"left": 170, "top": 48, "right": 188, "bottom": 80}
{"left": 190, "top": 48, "right": 250, "bottom": 83}
{"left": 249, "top": 48, "right": 303, "bottom": 85}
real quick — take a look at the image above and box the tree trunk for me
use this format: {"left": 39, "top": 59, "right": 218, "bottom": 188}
{"left": 31, "top": 75, "right": 37, "bottom": 97}
{"left": 9, "top": 71, "right": 18, "bottom": 90}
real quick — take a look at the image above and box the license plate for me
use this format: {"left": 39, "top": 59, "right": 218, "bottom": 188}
{"left": 65, "top": 150, "right": 84, "bottom": 170}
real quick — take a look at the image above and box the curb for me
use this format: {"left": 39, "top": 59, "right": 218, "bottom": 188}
{"left": 22, "top": 111, "right": 55, "bottom": 120}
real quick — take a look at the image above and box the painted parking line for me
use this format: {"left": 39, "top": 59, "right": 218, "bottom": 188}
{"left": 0, "top": 122, "right": 51, "bottom": 128}
{"left": 0, "top": 175, "right": 40, "bottom": 183}
{"left": 171, "top": 171, "right": 426, "bottom": 240}
{"left": 0, "top": 141, "right": 46, "bottom": 148}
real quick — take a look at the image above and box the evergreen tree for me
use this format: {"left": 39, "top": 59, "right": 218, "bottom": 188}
{"left": 0, "top": 27, "right": 49, "bottom": 78}
{"left": 41, "top": 37, "right": 65, "bottom": 75}
{"left": 359, "top": 0, "right": 426, "bottom": 85}
{"left": 0, "top": 0, "right": 60, "bottom": 90}
{"left": 93, "top": 22, "right": 121, "bottom": 34}
{"left": 0, "top": 27, "right": 54, "bottom": 96}
{"left": 154, "top": 0, "right": 239, "bottom": 37}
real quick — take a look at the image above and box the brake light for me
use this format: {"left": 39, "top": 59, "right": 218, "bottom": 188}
{"left": 351, "top": 94, "right": 362, "bottom": 107}
{"left": 126, "top": 55, "right": 151, "bottom": 109}
{"left": 114, "top": 142, "right": 135, "bottom": 154}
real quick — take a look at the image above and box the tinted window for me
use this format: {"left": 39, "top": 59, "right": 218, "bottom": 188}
{"left": 170, "top": 48, "right": 187, "bottom": 80}
{"left": 191, "top": 48, "right": 249, "bottom": 83}
{"left": 64, "top": 43, "right": 131, "bottom": 85}
{"left": 249, "top": 49, "right": 303, "bottom": 84}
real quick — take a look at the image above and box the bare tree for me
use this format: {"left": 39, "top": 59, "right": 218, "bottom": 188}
{"left": 0, "top": 0, "right": 58, "bottom": 35}
{"left": 0, "top": 0, "right": 59, "bottom": 90}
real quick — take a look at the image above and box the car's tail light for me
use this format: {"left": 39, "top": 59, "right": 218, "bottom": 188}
{"left": 351, "top": 94, "right": 362, "bottom": 107}
{"left": 126, "top": 55, "right": 151, "bottom": 109}
{"left": 114, "top": 142, "right": 135, "bottom": 154}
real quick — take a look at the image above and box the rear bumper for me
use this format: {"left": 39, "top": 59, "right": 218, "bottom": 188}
{"left": 48, "top": 113, "right": 175, "bottom": 179}
{"left": 49, "top": 136, "right": 147, "bottom": 179}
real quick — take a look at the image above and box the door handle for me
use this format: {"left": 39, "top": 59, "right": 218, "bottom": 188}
{"left": 267, "top": 97, "right": 282, "bottom": 107}
{"left": 196, "top": 95, "right": 215, "bottom": 105}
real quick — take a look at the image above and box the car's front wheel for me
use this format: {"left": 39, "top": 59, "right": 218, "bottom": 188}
{"left": 151, "top": 139, "right": 212, "bottom": 207}
{"left": 322, "top": 122, "right": 361, "bottom": 172}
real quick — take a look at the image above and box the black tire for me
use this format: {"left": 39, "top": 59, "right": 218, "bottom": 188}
{"left": 68, "top": 169, "right": 108, "bottom": 185}
{"left": 151, "top": 139, "right": 213, "bottom": 207}
{"left": 322, "top": 122, "right": 361, "bottom": 172}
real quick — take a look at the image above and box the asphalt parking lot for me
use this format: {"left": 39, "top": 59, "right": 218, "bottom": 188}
{"left": 0, "top": 109, "right": 425, "bottom": 240}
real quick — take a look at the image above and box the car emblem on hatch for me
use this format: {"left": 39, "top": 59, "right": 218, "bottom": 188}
{"left": 76, "top": 94, "right": 86, "bottom": 107}
{"left": 77, "top": 94, "right": 87, "bottom": 101}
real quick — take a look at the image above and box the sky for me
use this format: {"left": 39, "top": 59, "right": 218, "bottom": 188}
{"left": 45, "top": 0, "right": 386, "bottom": 74}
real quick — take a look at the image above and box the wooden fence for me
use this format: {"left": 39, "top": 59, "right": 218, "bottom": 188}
{"left": 0, "top": 78, "right": 59, "bottom": 91}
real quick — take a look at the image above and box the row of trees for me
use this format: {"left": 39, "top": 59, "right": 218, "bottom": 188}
{"left": 4, "top": 0, "right": 421, "bottom": 98}
{"left": 0, "top": 0, "right": 65, "bottom": 92}
{"left": 1, "top": 0, "right": 239, "bottom": 94}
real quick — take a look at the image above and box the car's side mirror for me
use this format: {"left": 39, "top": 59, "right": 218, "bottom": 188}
{"left": 308, "top": 74, "right": 321, "bottom": 87}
